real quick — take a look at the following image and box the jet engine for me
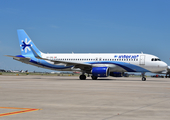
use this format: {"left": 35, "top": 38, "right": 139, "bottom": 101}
{"left": 91, "top": 67, "right": 109, "bottom": 77}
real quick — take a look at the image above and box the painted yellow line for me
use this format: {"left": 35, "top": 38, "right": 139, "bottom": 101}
{"left": 0, "top": 107, "right": 41, "bottom": 117}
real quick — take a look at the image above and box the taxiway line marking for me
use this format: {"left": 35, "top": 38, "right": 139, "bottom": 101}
{"left": 0, "top": 107, "right": 41, "bottom": 117}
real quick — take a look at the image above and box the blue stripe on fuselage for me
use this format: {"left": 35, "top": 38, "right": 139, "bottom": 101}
{"left": 87, "top": 61, "right": 150, "bottom": 72}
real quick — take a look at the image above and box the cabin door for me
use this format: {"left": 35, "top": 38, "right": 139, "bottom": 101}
{"left": 140, "top": 55, "right": 145, "bottom": 65}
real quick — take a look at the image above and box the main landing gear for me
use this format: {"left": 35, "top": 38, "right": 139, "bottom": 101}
{"left": 79, "top": 71, "right": 98, "bottom": 80}
{"left": 79, "top": 75, "right": 98, "bottom": 80}
{"left": 91, "top": 76, "right": 98, "bottom": 80}
{"left": 141, "top": 72, "right": 146, "bottom": 81}
{"left": 79, "top": 74, "right": 86, "bottom": 80}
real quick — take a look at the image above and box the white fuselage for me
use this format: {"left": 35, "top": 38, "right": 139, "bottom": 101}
{"left": 39, "top": 53, "right": 167, "bottom": 73}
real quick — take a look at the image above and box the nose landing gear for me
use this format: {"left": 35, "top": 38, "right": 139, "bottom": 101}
{"left": 142, "top": 72, "right": 146, "bottom": 81}
{"left": 142, "top": 77, "right": 146, "bottom": 81}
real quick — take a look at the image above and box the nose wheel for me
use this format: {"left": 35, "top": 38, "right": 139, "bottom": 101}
{"left": 141, "top": 72, "right": 146, "bottom": 81}
{"left": 142, "top": 77, "right": 146, "bottom": 81}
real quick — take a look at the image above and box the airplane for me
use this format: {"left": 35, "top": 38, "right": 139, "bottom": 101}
{"left": 6, "top": 29, "right": 168, "bottom": 81}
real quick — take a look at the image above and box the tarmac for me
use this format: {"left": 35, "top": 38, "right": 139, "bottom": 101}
{"left": 0, "top": 75, "right": 170, "bottom": 120}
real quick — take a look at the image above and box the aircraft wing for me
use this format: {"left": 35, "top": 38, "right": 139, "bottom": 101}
{"left": 30, "top": 47, "right": 92, "bottom": 70}
{"left": 42, "top": 58, "right": 92, "bottom": 69}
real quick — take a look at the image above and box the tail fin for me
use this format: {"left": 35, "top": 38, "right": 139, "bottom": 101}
{"left": 17, "top": 29, "right": 42, "bottom": 56}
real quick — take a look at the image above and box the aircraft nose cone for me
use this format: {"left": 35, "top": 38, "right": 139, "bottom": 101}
{"left": 161, "top": 62, "right": 168, "bottom": 69}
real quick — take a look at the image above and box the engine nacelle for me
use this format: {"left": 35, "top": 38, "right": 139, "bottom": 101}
{"left": 110, "top": 72, "right": 123, "bottom": 77}
{"left": 92, "top": 67, "right": 109, "bottom": 77}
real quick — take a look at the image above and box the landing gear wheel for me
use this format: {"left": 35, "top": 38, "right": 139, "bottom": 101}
{"left": 142, "top": 77, "right": 146, "bottom": 81}
{"left": 79, "top": 75, "right": 86, "bottom": 80}
{"left": 91, "top": 76, "right": 98, "bottom": 80}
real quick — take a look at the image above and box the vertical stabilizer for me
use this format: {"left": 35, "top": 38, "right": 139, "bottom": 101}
{"left": 17, "top": 29, "right": 42, "bottom": 56}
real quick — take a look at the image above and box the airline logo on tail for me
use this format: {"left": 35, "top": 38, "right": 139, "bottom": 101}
{"left": 20, "top": 38, "right": 32, "bottom": 53}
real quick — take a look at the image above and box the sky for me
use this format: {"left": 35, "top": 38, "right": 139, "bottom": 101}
{"left": 0, "top": 0, "right": 170, "bottom": 72}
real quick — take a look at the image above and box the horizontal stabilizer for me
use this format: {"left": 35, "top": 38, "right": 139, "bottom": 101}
{"left": 5, "top": 55, "right": 30, "bottom": 60}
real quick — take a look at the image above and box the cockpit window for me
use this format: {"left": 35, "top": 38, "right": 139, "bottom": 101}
{"left": 151, "top": 58, "right": 161, "bottom": 61}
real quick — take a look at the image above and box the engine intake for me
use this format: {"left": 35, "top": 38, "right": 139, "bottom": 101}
{"left": 92, "top": 67, "right": 109, "bottom": 77}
